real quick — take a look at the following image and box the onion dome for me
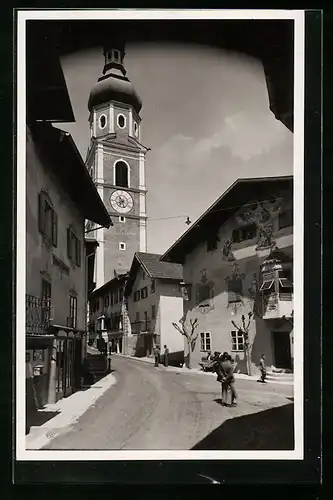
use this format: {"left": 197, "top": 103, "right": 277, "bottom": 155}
{"left": 88, "top": 45, "right": 142, "bottom": 114}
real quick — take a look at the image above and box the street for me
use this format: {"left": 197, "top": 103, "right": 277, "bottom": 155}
{"left": 44, "top": 356, "right": 294, "bottom": 450}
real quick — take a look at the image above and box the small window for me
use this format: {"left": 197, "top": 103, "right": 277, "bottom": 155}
{"left": 231, "top": 330, "right": 244, "bottom": 352}
{"left": 196, "top": 283, "right": 214, "bottom": 305}
{"left": 38, "top": 191, "right": 58, "bottom": 246}
{"left": 152, "top": 305, "right": 156, "bottom": 319}
{"left": 200, "top": 332, "right": 211, "bottom": 352}
{"left": 99, "top": 114, "right": 107, "bottom": 129}
{"left": 69, "top": 296, "right": 77, "bottom": 329}
{"left": 113, "top": 49, "right": 121, "bottom": 62}
{"left": 115, "top": 161, "right": 129, "bottom": 188}
{"left": 232, "top": 223, "right": 257, "bottom": 243}
{"left": 278, "top": 208, "right": 293, "bottom": 230}
{"left": 150, "top": 279, "right": 155, "bottom": 293}
{"left": 119, "top": 242, "right": 126, "bottom": 251}
{"left": 228, "top": 279, "right": 242, "bottom": 303}
{"left": 119, "top": 216, "right": 126, "bottom": 223}
{"left": 141, "top": 287, "right": 148, "bottom": 299}
{"left": 104, "top": 295, "right": 110, "bottom": 308}
{"left": 106, "top": 50, "right": 112, "bottom": 63}
{"left": 134, "top": 290, "right": 140, "bottom": 302}
{"left": 117, "top": 114, "right": 126, "bottom": 129}
{"left": 67, "top": 226, "right": 81, "bottom": 267}
{"left": 135, "top": 311, "right": 140, "bottom": 322}
{"left": 110, "top": 292, "right": 114, "bottom": 307}
{"left": 134, "top": 122, "right": 139, "bottom": 137}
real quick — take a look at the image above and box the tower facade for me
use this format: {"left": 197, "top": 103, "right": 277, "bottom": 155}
{"left": 86, "top": 44, "right": 148, "bottom": 288}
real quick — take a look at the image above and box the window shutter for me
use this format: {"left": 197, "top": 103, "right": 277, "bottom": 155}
{"left": 76, "top": 238, "right": 81, "bottom": 267}
{"left": 38, "top": 191, "right": 45, "bottom": 234}
{"left": 52, "top": 210, "right": 58, "bottom": 247}
{"left": 67, "top": 227, "right": 72, "bottom": 259}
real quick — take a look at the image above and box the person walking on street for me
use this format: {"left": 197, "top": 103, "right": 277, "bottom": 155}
{"left": 153, "top": 345, "right": 160, "bottom": 367}
{"left": 259, "top": 354, "right": 267, "bottom": 383}
{"left": 163, "top": 345, "right": 169, "bottom": 367}
{"left": 220, "top": 353, "right": 237, "bottom": 407}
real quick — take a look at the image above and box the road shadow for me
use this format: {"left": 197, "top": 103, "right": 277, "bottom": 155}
{"left": 191, "top": 403, "right": 294, "bottom": 450}
{"left": 213, "top": 398, "right": 223, "bottom": 406}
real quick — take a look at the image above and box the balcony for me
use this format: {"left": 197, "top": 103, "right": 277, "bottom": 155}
{"left": 262, "top": 292, "right": 293, "bottom": 320}
{"left": 131, "top": 320, "right": 151, "bottom": 335}
{"left": 26, "top": 295, "right": 52, "bottom": 335}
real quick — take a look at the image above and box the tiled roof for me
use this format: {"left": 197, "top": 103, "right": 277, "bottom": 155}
{"left": 136, "top": 252, "right": 183, "bottom": 280}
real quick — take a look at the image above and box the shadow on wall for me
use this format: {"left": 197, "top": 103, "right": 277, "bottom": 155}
{"left": 191, "top": 403, "right": 294, "bottom": 450}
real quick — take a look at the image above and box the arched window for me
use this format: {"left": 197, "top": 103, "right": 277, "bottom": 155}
{"left": 115, "top": 161, "right": 129, "bottom": 188}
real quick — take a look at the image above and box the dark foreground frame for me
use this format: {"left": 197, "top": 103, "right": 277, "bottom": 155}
{"left": 6, "top": 9, "right": 323, "bottom": 487}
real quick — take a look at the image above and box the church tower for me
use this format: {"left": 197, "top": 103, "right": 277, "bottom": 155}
{"left": 86, "top": 42, "right": 148, "bottom": 289}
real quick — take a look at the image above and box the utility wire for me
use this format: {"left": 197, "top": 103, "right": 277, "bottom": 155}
{"left": 147, "top": 195, "right": 285, "bottom": 222}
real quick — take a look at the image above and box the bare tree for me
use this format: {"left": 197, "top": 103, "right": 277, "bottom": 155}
{"left": 231, "top": 311, "right": 254, "bottom": 376}
{"left": 172, "top": 315, "right": 198, "bottom": 369}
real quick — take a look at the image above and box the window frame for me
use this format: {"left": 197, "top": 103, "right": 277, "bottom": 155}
{"left": 151, "top": 304, "right": 156, "bottom": 319}
{"left": 141, "top": 287, "right": 148, "bottom": 300}
{"left": 99, "top": 114, "right": 107, "bottom": 130}
{"left": 200, "top": 331, "right": 211, "bottom": 352}
{"left": 230, "top": 330, "right": 245, "bottom": 352}
{"left": 67, "top": 225, "right": 81, "bottom": 267}
{"left": 38, "top": 190, "right": 58, "bottom": 246}
{"left": 115, "top": 160, "right": 129, "bottom": 188}
{"left": 117, "top": 113, "right": 126, "bottom": 129}
{"left": 227, "top": 278, "right": 243, "bottom": 304}
{"left": 69, "top": 295, "right": 77, "bottom": 329}
{"left": 119, "top": 242, "right": 126, "bottom": 251}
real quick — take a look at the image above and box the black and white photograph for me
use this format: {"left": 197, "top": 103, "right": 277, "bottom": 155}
{"left": 17, "top": 9, "right": 306, "bottom": 462}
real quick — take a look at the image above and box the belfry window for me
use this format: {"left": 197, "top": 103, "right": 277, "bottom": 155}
{"left": 117, "top": 114, "right": 126, "bottom": 129}
{"left": 113, "top": 49, "right": 121, "bottom": 62}
{"left": 99, "top": 114, "right": 107, "bottom": 129}
{"left": 115, "top": 161, "right": 129, "bottom": 188}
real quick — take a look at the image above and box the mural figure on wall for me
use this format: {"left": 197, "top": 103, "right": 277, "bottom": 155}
{"left": 196, "top": 270, "right": 214, "bottom": 314}
{"left": 200, "top": 268, "right": 208, "bottom": 283}
{"left": 225, "top": 262, "right": 245, "bottom": 315}
{"left": 247, "top": 273, "right": 262, "bottom": 317}
{"left": 221, "top": 237, "right": 235, "bottom": 261}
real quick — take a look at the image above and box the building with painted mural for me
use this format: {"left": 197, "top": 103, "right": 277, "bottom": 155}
{"left": 26, "top": 26, "right": 111, "bottom": 417}
{"left": 124, "top": 253, "right": 184, "bottom": 363}
{"left": 161, "top": 176, "right": 293, "bottom": 375}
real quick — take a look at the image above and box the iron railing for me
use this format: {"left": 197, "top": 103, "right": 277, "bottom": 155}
{"left": 26, "top": 294, "right": 52, "bottom": 334}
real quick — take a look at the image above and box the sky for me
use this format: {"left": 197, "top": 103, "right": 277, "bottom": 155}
{"left": 59, "top": 42, "right": 293, "bottom": 255}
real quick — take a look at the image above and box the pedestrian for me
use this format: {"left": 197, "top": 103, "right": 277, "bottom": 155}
{"left": 220, "top": 353, "right": 237, "bottom": 407}
{"left": 163, "top": 344, "right": 169, "bottom": 367}
{"left": 259, "top": 354, "right": 267, "bottom": 383}
{"left": 153, "top": 345, "right": 160, "bottom": 367}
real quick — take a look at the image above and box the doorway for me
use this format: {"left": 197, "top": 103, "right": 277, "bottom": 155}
{"left": 55, "top": 338, "right": 76, "bottom": 401}
{"left": 272, "top": 331, "right": 292, "bottom": 369}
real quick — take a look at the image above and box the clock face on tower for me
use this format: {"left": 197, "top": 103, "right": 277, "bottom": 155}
{"left": 110, "top": 190, "right": 134, "bottom": 213}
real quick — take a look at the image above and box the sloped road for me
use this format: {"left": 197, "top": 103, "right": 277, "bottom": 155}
{"left": 44, "top": 356, "right": 294, "bottom": 450}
